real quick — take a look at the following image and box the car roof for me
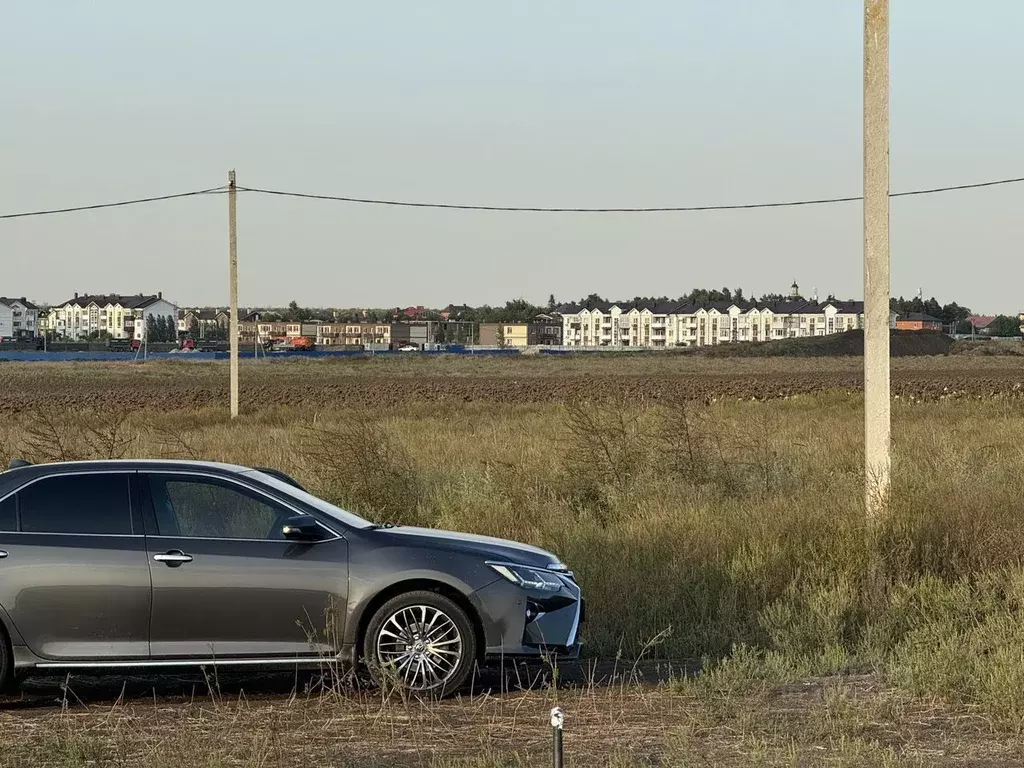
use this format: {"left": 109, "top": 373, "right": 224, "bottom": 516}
{"left": 0, "top": 459, "right": 253, "bottom": 496}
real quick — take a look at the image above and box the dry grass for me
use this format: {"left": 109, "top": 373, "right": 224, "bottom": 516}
{"left": 3, "top": 359, "right": 1024, "bottom": 763}
{"left": 3, "top": 673, "right": 1023, "bottom": 767}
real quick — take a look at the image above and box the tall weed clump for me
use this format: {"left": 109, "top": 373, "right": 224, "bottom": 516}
{"left": 297, "top": 411, "right": 425, "bottom": 525}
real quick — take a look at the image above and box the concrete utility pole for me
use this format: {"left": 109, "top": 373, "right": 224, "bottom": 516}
{"left": 228, "top": 169, "right": 239, "bottom": 419}
{"left": 863, "top": 0, "right": 891, "bottom": 520}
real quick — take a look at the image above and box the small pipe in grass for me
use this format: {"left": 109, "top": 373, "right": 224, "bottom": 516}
{"left": 551, "top": 706, "right": 564, "bottom": 768}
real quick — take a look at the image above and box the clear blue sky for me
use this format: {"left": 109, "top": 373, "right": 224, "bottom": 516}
{"left": 2, "top": 1, "right": 1022, "bottom": 312}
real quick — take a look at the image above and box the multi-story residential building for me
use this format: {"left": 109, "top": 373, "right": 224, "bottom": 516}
{"left": 317, "top": 323, "right": 392, "bottom": 347}
{"left": 479, "top": 323, "right": 529, "bottom": 348}
{"left": 558, "top": 297, "right": 878, "bottom": 349}
{"left": 391, "top": 321, "right": 439, "bottom": 349}
{"left": 0, "top": 297, "right": 40, "bottom": 339}
{"left": 559, "top": 300, "right": 681, "bottom": 348}
{"left": 528, "top": 314, "right": 563, "bottom": 346}
{"left": 44, "top": 293, "right": 179, "bottom": 341}
{"left": 178, "top": 309, "right": 230, "bottom": 337}
{"left": 254, "top": 321, "right": 321, "bottom": 344}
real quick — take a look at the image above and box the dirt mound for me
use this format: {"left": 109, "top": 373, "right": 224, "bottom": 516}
{"left": 700, "top": 330, "right": 953, "bottom": 358}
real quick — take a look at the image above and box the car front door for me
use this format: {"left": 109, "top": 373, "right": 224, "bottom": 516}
{"left": 0, "top": 471, "right": 151, "bottom": 660}
{"left": 142, "top": 472, "right": 348, "bottom": 659}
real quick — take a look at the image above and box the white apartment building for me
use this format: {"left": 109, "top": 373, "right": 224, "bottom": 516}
{"left": 43, "top": 292, "right": 179, "bottom": 341}
{"left": 560, "top": 302, "right": 679, "bottom": 348}
{"left": 0, "top": 297, "right": 40, "bottom": 339}
{"left": 559, "top": 298, "right": 882, "bottom": 349}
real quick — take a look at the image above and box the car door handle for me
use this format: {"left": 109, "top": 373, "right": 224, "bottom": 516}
{"left": 0, "top": 551, "right": 8, "bottom": 559}
{"left": 153, "top": 551, "right": 193, "bottom": 566}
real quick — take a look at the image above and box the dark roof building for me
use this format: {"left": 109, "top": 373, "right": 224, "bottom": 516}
{"left": 0, "top": 297, "right": 39, "bottom": 310}
{"left": 56, "top": 292, "right": 168, "bottom": 309}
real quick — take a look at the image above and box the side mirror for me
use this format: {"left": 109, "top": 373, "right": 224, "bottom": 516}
{"left": 281, "top": 514, "right": 325, "bottom": 542}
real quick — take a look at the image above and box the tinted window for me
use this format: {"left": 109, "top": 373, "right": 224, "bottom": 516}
{"left": 243, "top": 470, "right": 371, "bottom": 530}
{"left": 0, "top": 495, "right": 15, "bottom": 532}
{"left": 19, "top": 474, "right": 132, "bottom": 535}
{"left": 148, "top": 475, "right": 289, "bottom": 540}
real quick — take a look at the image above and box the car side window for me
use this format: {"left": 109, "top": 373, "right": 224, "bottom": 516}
{"left": 147, "top": 475, "right": 290, "bottom": 541}
{"left": 0, "top": 495, "right": 15, "bottom": 532}
{"left": 18, "top": 474, "right": 133, "bottom": 535}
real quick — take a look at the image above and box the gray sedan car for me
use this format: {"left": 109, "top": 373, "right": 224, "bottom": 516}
{"left": 0, "top": 459, "right": 583, "bottom": 697}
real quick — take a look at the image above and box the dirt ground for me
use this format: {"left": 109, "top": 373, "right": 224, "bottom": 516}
{"left": 1, "top": 356, "right": 1022, "bottom": 415}
{"left": 1, "top": 668, "right": 1021, "bottom": 767}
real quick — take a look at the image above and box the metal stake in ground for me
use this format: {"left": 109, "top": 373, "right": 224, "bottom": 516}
{"left": 863, "top": 0, "right": 891, "bottom": 521}
{"left": 550, "top": 707, "right": 564, "bottom": 768}
{"left": 228, "top": 169, "right": 239, "bottom": 419}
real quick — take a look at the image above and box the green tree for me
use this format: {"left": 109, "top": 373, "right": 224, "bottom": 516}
{"left": 547, "top": 294, "right": 557, "bottom": 311}
{"left": 283, "top": 301, "right": 311, "bottom": 323}
{"left": 987, "top": 315, "right": 1022, "bottom": 337}
{"left": 146, "top": 314, "right": 157, "bottom": 341}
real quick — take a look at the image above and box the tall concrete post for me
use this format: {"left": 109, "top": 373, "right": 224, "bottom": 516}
{"left": 863, "top": 0, "right": 891, "bottom": 520}
{"left": 228, "top": 169, "right": 239, "bottom": 419}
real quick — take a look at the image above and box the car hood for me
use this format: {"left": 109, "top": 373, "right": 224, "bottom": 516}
{"left": 371, "top": 526, "right": 559, "bottom": 567}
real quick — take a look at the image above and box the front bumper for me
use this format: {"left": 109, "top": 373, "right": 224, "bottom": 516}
{"left": 471, "top": 574, "right": 584, "bottom": 660}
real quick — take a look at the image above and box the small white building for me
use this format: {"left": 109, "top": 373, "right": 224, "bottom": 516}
{"left": 44, "top": 292, "right": 179, "bottom": 341}
{"left": 0, "top": 297, "right": 40, "bottom": 339}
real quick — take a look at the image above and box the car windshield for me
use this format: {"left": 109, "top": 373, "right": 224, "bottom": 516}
{"left": 242, "top": 470, "right": 375, "bottom": 530}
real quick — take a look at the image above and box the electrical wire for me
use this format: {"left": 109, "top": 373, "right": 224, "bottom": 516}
{"left": 2, "top": 174, "right": 1024, "bottom": 220}
{"left": 237, "top": 174, "right": 1024, "bottom": 213}
{"left": 0, "top": 186, "right": 228, "bottom": 220}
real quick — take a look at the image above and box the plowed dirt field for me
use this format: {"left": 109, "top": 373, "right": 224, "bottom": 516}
{"left": 1, "top": 356, "right": 1022, "bottom": 414}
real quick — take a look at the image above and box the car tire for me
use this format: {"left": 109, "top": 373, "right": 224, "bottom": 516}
{"left": 0, "top": 626, "right": 13, "bottom": 694}
{"left": 363, "top": 590, "right": 477, "bottom": 698}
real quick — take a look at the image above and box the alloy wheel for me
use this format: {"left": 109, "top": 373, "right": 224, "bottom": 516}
{"left": 375, "top": 605, "right": 463, "bottom": 691}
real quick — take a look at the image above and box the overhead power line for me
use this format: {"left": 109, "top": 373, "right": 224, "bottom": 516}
{"left": 237, "top": 174, "right": 1024, "bottom": 213}
{"left": 0, "top": 186, "right": 227, "bottom": 220}
{"left": 1, "top": 175, "right": 1023, "bottom": 220}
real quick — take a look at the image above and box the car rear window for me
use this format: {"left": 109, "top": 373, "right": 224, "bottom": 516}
{"left": 18, "top": 474, "right": 132, "bottom": 535}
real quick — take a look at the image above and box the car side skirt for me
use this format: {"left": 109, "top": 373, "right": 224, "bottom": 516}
{"left": 12, "top": 645, "right": 358, "bottom": 672}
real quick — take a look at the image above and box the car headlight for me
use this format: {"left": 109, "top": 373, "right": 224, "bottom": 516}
{"left": 487, "top": 562, "right": 564, "bottom": 592}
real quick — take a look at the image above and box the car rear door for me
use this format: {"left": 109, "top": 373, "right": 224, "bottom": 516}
{"left": 0, "top": 471, "right": 151, "bottom": 660}
{"left": 141, "top": 471, "right": 348, "bottom": 659}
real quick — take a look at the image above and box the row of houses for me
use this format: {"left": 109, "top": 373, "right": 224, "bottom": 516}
{"left": 0, "top": 293, "right": 180, "bottom": 342}
{"left": 7, "top": 284, "right": 1020, "bottom": 347}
